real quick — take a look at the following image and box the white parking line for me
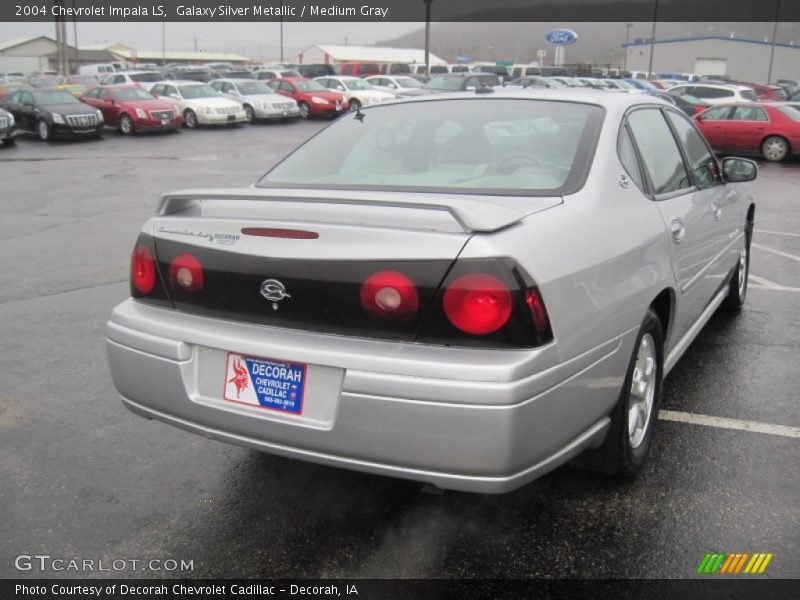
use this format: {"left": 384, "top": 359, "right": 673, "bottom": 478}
{"left": 751, "top": 242, "right": 800, "bottom": 263}
{"left": 748, "top": 274, "right": 800, "bottom": 292}
{"left": 659, "top": 410, "right": 800, "bottom": 439}
{"left": 755, "top": 229, "right": 800, "bottom": 238}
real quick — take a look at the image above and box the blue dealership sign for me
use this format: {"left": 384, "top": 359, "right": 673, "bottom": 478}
{"left": 545, "top": 29, "right": 579, "bottom": 46}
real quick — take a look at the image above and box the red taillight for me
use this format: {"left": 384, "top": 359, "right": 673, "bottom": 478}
{"left": 360, "top": 270, "right": 419, "bottom": 319}
{"left": 131, "top": 244, "right": 156, "bottom": 294}
{"left": 443, "top": 273, "right": 512, "bottom": 335}
{"left": 525, "top": 287, "right": 550, "bottom": 334}
{"left": 168, "top": 253, "right": 204, "bottom": 292}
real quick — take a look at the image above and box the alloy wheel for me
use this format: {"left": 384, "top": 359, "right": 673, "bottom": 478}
{"left": 628, "top": 333, "right": 657, "bottom": 449}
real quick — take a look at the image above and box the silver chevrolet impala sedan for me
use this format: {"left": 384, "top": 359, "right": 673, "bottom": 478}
{"left": 106, "top": 89, "right": 756, "bottom": 493}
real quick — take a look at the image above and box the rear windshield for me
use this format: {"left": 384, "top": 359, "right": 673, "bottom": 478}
{"left": 777, "top": 106, "right": 800, "bottom": 121}
{"left": 258, "top": 99, "right": 603, "bottom": 196}
{"left": 740, "top": 89, "right": 758, "bottom": 101}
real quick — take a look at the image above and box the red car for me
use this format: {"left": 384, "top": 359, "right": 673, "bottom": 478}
{"left": 267, "top": 77, "right": 348, "bottom": 119}
{"left": 693, "top": 102, "right": 800, "bottom": 162}
{"left": 80, "top": 85, "right": 182, "bottom": 135}
{"left": 739, "top": 83, "right": 788, "bottom": 101}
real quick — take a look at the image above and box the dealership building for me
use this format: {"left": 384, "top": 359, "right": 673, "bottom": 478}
{"left": 623, "top": 35, "right": 800, "bottom": 81}
{"left": 297, "top": 44, "right": 446, "bottom": 67}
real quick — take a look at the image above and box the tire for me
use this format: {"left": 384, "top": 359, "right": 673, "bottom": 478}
{"left": 119, "top": 114, "right": 134, "bottom": 135}
{"left": 2, "top": 137, "right": 16, "bottom": 146}
{"left": 614, "top": 309, "right": 664, "bottom": 477}
{"left": 761, "top": 135, "right": 789, "bottom": 162}
{"left": 183, "top": 109, "right": 198, "bottom": 129}
{"left": 37, "top": 119, "right": 50, "bottom": 141}
{"left": 349, "top": 98, "right": 361, "bottom": 111}
{"left": 298, "top": 102, "right": 310, "bottom": 119}
{"left": 569, "top": 309, "right": 664, "bottom": 477}
{"left": 244, "top": 104, "right": 255, "bottom": 123}
{"left": 722, "top": 234, "right": 750, "bottom": 311}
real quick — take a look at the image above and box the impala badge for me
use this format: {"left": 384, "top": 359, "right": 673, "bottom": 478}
{"left": 261, "top": 279, "right": 291, "bottom": 310}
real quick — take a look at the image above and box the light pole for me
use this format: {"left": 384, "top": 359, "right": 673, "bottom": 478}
{"left": 280, "top": 0, "right": 284, "bottom": 63}
{"left": 647, "top": 1, "right": 659, "bottom": 78}
{"left": 767, "top": 0, "right": 781, "bottom": 84}
{"left": 161, "top": 21, "right": 166, "bottom": 66}
{"left": 423, "top": 0, "right": 433, "bottom": 75}
{"left": 623, "top": 23, "right": 632, "bottom": 72}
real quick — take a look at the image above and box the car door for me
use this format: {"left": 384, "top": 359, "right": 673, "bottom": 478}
{"left": 725, "top": 105, "right": 769, "bottom": 154}
{"left": 665, "top": 109, "right": 738, "bottom": 279}
{"left": 16, "top": 91, "right": 38, "bottom": 130}
{"left": 93, "top": 88, "right": 117, "bottom": 124}
{"left": 694, "top": 105, "right": 733, "bottom": 151}
{"left": 626, "top": 106, "right": 722, "bottom": 341}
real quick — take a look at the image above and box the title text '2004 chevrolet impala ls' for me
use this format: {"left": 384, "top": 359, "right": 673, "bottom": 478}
{"left": 106, "top": 89, "right": 756, "bottom": 493}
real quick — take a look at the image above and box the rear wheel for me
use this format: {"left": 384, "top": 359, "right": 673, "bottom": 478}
{"left": 615, "top": 310, "right": 664, "bottom": 476}
{"left": 37, "top": 119, "right": 50, "bottom": 141}
{"left": 244, "top": 104, "right": 255, "bottom": 123}
{"left": 119, "top": 114, "right": 134, "bottom": 135}
{"left": 761, "top": 136, "right": 789, "bottom": 162}
{"left": 298, "top": 102, "right": 310, "bottom": 119}
{"left": 183, "top": 109, "right": 198, "bottom": 129}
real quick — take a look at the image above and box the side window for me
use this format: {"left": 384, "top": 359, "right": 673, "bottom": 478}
{"left": 731, "top": 106, "right": 768, "bottom": 121}
{"left": 666, "top": 111, "right": 719, "bottom": 189}
{"left": 97, "top": 88, "right": 110, "bottom": 99}
{"left": 699, "top": 106, "right": 730, "bottom": 120}
{"left": 165, "top": 86, "right": 177, "bottom": 97}
{"left": 627, "top": 108, "right": 691, "bottom": 196}
{"left": 618, "top": 125, "right": 644, "bottom": 190}
{"left": 279, "top": 81, "right": 293, "bottom": 93}
{"left": 210, "top": 81, "right": 222, "bottom": 91}
{"left": 152, "top": 84, "right": 164, "bottom": 96}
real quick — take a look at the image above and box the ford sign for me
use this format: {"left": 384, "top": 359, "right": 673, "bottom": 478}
{"left": 545, "top": 29, "right": 579, "bottom": 46}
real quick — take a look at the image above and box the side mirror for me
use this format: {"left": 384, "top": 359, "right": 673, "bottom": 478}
{"left": 169, "top": 93, "right": 180, "bottom": 99}
{"left": 465, "top": 85, "right": 476, "bottom": 91}
{"left": 388, "top": 83, "right": 396, "bottom": 89}
{"left": 722, "top": 157, "right": 757, "bottom": 183}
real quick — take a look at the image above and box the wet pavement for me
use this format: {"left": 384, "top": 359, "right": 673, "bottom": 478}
{"left": 0, "top": 121, "right": 798, "bottom": 579}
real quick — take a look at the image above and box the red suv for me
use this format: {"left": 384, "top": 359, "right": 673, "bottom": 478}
{"left": 739, "top": 83, "right": 788, "bottom": 101}
{"left": 267, "top": 77, "right": 348, "bottom": 119}
{"left": 338, "top": 62, "right": 380, "bottom": 77}
{"left": 81, "top": 85, "right": 182, "bottom": 135}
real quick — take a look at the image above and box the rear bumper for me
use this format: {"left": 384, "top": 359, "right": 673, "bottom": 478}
{"left": 106, "top": 299, "right": 636, "bottom": 493}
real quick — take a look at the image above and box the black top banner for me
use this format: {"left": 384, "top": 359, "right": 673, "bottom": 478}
{"left": 2, "top": 0, "right": 799, "bottom": 23}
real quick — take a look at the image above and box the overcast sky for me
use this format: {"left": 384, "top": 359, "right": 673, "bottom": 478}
{"left": 0, "top": 21, "right": 421, "bottom": 60}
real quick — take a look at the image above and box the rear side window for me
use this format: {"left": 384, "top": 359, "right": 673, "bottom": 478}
{"left": 666, "top": 111, "right": 719, "bottom": 189}
{"left": 627, "top": 108, "right": 691, "bottom": 196}
{"left": 731, "top": 106, "right": 767, "bottom": 121}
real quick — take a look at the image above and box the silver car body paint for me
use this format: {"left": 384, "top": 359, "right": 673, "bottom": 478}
{"left": 106, "top": 89, "right": 754, "bottom": 493}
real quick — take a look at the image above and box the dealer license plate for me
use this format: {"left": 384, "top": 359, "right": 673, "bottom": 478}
{"left": 223, "top": 352, "right": 306, "bottom": 414}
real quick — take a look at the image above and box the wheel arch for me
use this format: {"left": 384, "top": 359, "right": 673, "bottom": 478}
{"left": 649, "top": 287, "right": 675, "bottom": 349}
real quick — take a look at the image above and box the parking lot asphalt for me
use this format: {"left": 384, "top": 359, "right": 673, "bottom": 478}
{"left": 0, "top": 122, "right": 798, "bottom": 580}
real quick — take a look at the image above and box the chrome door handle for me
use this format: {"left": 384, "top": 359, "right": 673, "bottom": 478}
{"left": 670, "top": 219, "right": 686, "bottom": 242}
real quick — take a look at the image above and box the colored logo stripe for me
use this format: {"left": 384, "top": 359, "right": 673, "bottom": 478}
{"left": 698, "top": 552, "right": 773, "bottom": 574}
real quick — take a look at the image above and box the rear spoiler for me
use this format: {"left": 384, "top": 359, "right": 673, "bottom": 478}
{"left": 156, "top": 187, "right": 562, "bottom": 234}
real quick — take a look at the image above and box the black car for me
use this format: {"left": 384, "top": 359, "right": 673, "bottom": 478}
{"left": 425, "top": 73, "right": 502, "bottom": 93}
{"left": 0, "top": 106, "right": 17, "bottom": 145}
{"left": 2, "top": 88, "right": 104, "bottom": 141}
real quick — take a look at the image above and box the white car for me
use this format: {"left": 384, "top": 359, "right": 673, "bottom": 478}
{"left": 364, "top": 75, "right": 430, "bottom": 97}
{"left": 314, "top": 76, "right": 395, "bottom": 110}
{"left": 670, "top": 84, "right": 758, "bottom": 105}
{"left": 147, "top": 81, "right": 247, "bottom": 128}
{"left": 210, "top": 79, "right": 300, "bottom": 122}
{"left": 100, "top": 71, "right": 163, "bottom": 86}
